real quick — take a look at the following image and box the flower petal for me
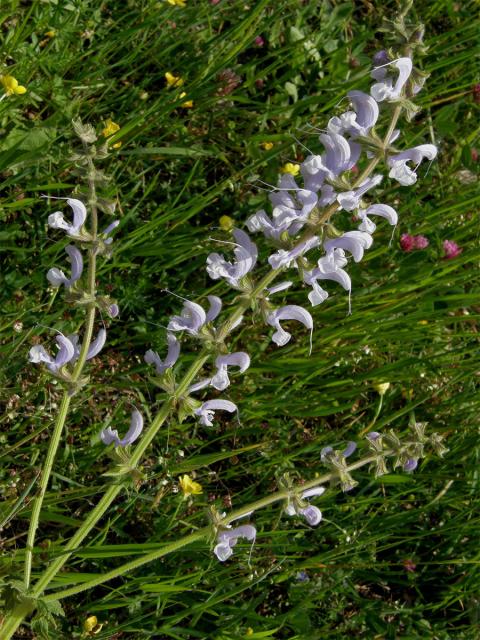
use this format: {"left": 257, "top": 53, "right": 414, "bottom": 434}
{"left": 65, "top": 245, "right": 84, "bottom": 282}
{"left": 206, "top": 295, "right": 222, "bottom": 323}
{"left": 347, "top": 90, "right": 379, "bottom": 131}
{"left": 299, "top": 505, "right": 322, "bottom": 526}
{"left": 87, "top": 329, "right": 107, "bottom": 360}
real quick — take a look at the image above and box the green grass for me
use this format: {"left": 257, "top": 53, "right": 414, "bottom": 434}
{"left": 1, "top": 0, "right": 479, "bottom": 638}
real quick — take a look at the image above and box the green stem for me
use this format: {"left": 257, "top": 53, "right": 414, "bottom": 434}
{"left": 22, "top": 153, "right": 99, "bottom": 591}
{"left": 29, "top": 98, "right": 404, "bottom": 602}
{"left": 42, "top": 453, "right": 379, "bottom": 602}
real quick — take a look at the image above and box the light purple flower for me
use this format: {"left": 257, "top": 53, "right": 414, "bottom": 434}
{"left": 370, "top": 57, "right": 413, "bottom": 102}
{"left": 214, "top": 524, "right": 256, "bottom": 562}
{"left": 336, "top": 174, "right": 383, "bottom": 212}
{"left": 320, "top": 132, "right": 357, "bottom": 176}
{"left": 145, "top": 333, "right": 180, "bottom": 375}
{"left": 323, "top": 230, "right": 373, "bottom": 263}
{"left": 267, "top": 281, "right": 293, "bottom": 295}
{"left": 206, "top": 229, "right": 258, "bottom": 288}
{"left": 357, "top": 203, "right": 398, "bottom": 234}
{"left": 47, "top": 198, "right": 87, "bottom": 237}
{"left": 69, "top": 329, "right": 107, "bottom": 362}
{"left": 211, "top": 352, "right": 250, "bottom": 391}
{"left": 285, "top": 484, "right": 325, "bottom": 526}
{"left": 167, "top": 296, "right": 222, "bottom": 336}
{"left": 108, "top": 303, "right": 119, "bottom": 318}
{"left": 267, "top": 305, "right": 313, "bottom": 348}
{"left": 47, "top": 245, "right": 84, "bottom": 288}
{"left": 403, "top": 458, "right": 418, "bottom": 473}
{"left": 195, "top": 399, "right": 237, "bottom": 427}
{"left": 101, "top": 219, "right": 120, "bottom": 245}
{"left": 29, "top": 334, "right": 76, "bottom": 373}
{"left": 304, "top": 248, "right": 351, "bottom": 308}
{"left": 388, "top": 144, "right": 437, "bottom": 187}
{"left": 100, "top": 408, "right": 144, "bottom": 447}
{"left": 347, "top": 90, "right": 379, "bottom": 135}
{"left": 268, "top": 236, "right": 320, "bottom": 270}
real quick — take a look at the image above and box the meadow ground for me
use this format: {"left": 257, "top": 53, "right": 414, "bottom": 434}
{"left": 1, "top": 0, "right": 479, "bottom": 638}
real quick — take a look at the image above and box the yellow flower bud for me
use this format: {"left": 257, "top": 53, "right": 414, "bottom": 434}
{"left": 165, "top": 71, "right": 184, "bottom": 88}
{"left": 179, "top": 91, "right": 193, "bottom": 108}
{"left": 168, "top": 0, "right": 187, "bottom": 6}
{"left": 219, "top": 215, "right": 234, "bottom": 231}
{"left": 374, "top": 382, "right": 390, "bottom": 396}
{"left": 261, "top": 141, "right": 274, "bottom": 150}
{"left": 280, "top": 162, "right": 300, "bottom": 176}
{"left": 45, "top": 30, "right": 56, "bottom": 38}
{"left": 83, "top": 616, "right": 104, "bottom": 634}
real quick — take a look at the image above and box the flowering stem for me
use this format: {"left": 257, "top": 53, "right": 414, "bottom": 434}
{"left": 26, "top": 99, "right": 406, "bottom": 602}
{"left": 42, "top": 453, "right": 380, "bottom": 603}
{"left": 22, "top": 150, "right": 99, "bottom": 591}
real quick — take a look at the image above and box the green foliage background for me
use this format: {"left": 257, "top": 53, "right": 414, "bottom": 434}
{"left": 1, "top": 0, "right": 479, "bottom": 638}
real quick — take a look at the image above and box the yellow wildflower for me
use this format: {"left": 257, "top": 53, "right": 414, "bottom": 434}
{"left": 83, "top": 615, "right": 104, "bottom": 635}
{"left": 45, "top": 30, "right": 56, "bottom": 38}
{"left": 165, "top": 71, "right": 184, "bottom": 88}
{"left": 280, "top": 162, "right": 300, "bottom": 176}
{"left": 1, "top": 75, "right": 27, "bottom": 96}
{"left": 179, "top": 474, "right": 203, "bottom": 497}
{"left": 219, "top": 215, "right": 234, "bottom": 231}
{"left": 102, "top": 119, "right": 122, "bottom": 148}
{"left": 261, "top": 141, "right": 274, "bottom": 151}
{"left": 179, "top": 91, "right": 193, "bottom": 108}
{"left": 102, "top": 118, "right": 120, "bottom": 138}
{"left": 418, "top": 320, "right": 428, "bottom": 325}
{"left": 168, "top": 0, "right": 187, "bottom": 6}
{"left": 373, "top": 382, "right": 390, "bottom": 396}
{"left": 245, "top": 629, "right": 254, "bottom": 637}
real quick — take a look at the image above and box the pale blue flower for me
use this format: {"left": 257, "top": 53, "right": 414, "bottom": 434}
{"left": 145, "top": 333, "right": 180, "bottom": 375}
{"left": 327, "top": 91, "right": 379, "bottom": 139}
{"left": 370, "top": 57, "right": 413, "bottom": 102}
{"left": 47, "top": 245, "right": 83, "bottom": 288}
{"left": 266, "top": 281, "right": 293, "bottom": 295}
{"left": 101, "top": 220, "right": 120, "bottom": 245}
{"left": 211, "top": 352, "right": 250, "bottom": 391}
{"left": 195, "top": 399, "right": 237, "bottom": 427}
{"left": 214, "top": 524, "right": 256, "bottom": 562}
{"left": 336, "top": 174, "right": 383, "bottom": 212}
{"left": 168, "top": 296, "right": 222, "bottom": 335}
{"left": 206, "top": 229, "right": 257, "bottom": 288}
{"left": 100, "top": 408, "right": 143, "bottom": 447}
{"left": 70, "top": 329, "right": 107, "bottom": 361}
{"left": 267, "top": 305, "right": 313, "bottom": 349}
{"left": 323, "top": 230, "right": 373, "bottom": 263}
{"left": 357, "top": 204, "right": 398, "bottom": 234}
{"left": 29, "top": 334, "right": 76, "bottom": 373}
{"left": 285, "top": 485, "right": 325, "bottom": 526}
{"left": 403, "top": 458, "right": 418, "bottom": 472}
{"left": 388, "top": 144, "right": 438, "bottom": 186}
{"left": 304, "top": 248, "right": 351, "bottom": 308}
{"left": 268, "top": 236, "right": 320, "bottom": 270}
{"left": 108, "top": 303, "right": 119, "bottom": 318}
{"left": 319, "top": 132, "right": 359, "bottom": 176}
{"left": 47, "top": 198, "right": 87, "bottom": 238}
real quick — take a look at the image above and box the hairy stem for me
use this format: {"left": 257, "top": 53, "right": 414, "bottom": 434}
{"left": 23, "top": 150, "right": 99, "bottom": 590}
{"left": 42, "top": 453, "right": 379, "bottom": 602}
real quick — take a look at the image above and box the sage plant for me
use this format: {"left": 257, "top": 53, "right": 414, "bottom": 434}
{"left": 1, "top": 11, "right": 448, "bottom": 638}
